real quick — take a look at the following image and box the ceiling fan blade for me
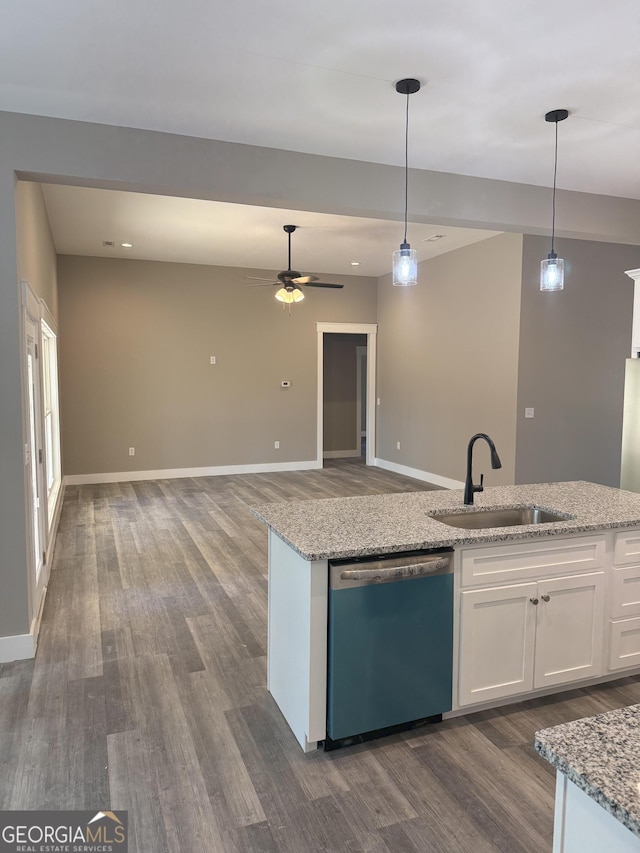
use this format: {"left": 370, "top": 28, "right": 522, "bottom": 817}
{"left": 291, "top": 274, "right": 318, "bottom": 284}
{"left": 304, "top": 282, "right": 344, "bottom": 289}
{"left": 246, "top": 282, "right": 277, "bottom": 288}
{"left": 246, "top": 276, "right": 277, "bottom": 282}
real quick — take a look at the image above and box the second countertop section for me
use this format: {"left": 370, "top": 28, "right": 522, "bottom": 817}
{"left": 535, "top": 704, "right": 640, "bottom": 838}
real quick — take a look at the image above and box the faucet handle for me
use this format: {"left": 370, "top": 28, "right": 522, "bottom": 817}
{"left": 477, "top": 473, "right": 484, "bottom": 493}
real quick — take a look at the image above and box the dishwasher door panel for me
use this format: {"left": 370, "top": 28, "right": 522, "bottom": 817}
{"left": 327, "top": 571, "right": 453, "bottom": 741}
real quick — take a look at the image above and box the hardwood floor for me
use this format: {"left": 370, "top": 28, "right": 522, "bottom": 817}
{"left": 2, "top": 459, "right": 640, "bottom": 852}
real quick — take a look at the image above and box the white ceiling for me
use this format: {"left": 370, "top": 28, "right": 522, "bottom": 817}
{"left": 41, "top": 185, "right": 500, "bottom": 277}
{"left": 4, "top": 0, "right": 640, "bottom": 274}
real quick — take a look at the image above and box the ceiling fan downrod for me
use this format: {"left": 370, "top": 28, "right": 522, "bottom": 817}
{"left": 283, "top": 224, "right": 296, "bottom": 272}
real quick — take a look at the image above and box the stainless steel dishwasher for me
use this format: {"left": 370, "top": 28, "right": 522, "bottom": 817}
{"left": 326, "top": 548, "right": 453, "bottom": 748}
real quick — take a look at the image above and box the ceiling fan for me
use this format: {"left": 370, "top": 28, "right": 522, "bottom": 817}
{"left": 247, "top": 225, "right": 344, "bottom": 306}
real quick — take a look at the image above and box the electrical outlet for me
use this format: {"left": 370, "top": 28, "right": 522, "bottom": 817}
{"left": 396, "top": 441, "right": 401, "bottom": 450}
{"left": 274, "top": 441, "right": 280, "bottom": 449}
{"left": 525, "top": 407, "right": 535, "bottom": 419}
{"left": 129, "top": 447, "right": 135, "bottom": 456}
{"left": 377, "top": 397, "right": 381, "bottom": 406}
{"left": 210, "top": 356, "right": 216, "bottom": 365}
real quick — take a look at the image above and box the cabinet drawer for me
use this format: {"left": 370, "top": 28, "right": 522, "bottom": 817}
{"left": 610, "top": 566, "right": 640, "bottom": 618}
{"left": 608, "top": 617, "right": 640, "bottom": 671}
{"left": 613, "top": 529, "right": 640, "bottom": 566}
{"left": 460, "top": 535, "right": 606, "bottom": 588}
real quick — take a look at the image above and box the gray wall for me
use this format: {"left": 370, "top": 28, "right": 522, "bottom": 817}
{"left": 376, "top": 233, "right": 523, "bottom": 485}
{"left": 58, "top": 256, "right": 376, "bottom": 475}
{"left": 16, "top": 182, "right": 59, "bottom": 321}
{"left": 323, "top": 334, "right": 366, "bottom": 453}
{"left": 3, "top": 180, "right": 60, "bottom": 637}
{"left": 3, "top": 109, "right": 640, "bottom": 643}
{"left": 515, "top": 235, "right": 640, "bottom": 486}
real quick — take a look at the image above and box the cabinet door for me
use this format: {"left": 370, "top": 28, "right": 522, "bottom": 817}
{"left": 534, "top": 572, "right": 605, "bottom": 689}
{"left": 458, "top": 582, "right": 537, "bottom": 707}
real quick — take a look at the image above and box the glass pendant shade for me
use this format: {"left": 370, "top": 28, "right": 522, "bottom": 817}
{"left": 392, "top": 242, "right": 417, "bottom": 287}
{"left": 540, "top": 252, "right": 564, "bottom": 292}
{"left": 275, "top": 287, "right": 304, "bottom": 303}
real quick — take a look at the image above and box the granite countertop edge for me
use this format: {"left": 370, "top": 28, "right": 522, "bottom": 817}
{"left": 534, "top": 705, "right": 640, "bottom": 838}
{"left": 250, "top": 481, "right": 640, "bottom": 561}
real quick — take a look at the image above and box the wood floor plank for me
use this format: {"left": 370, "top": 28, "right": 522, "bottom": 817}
{"left": 111, "top": 653, "right": 227, "bottom": 852}
{"left": 411, "top": 723, "right": 552, "bottom": 852}
{"left": 172, "top": 668, "right": 267, "bottom": 831}
{"left": 371, "top": 737, "right": 505, "bottom": 852}
{"left": 325, "top": 748, "right": 419, "bottom": 829}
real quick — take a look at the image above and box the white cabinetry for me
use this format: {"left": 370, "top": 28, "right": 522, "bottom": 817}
{"left": 608, "top": 530, "right": 640, "bottom": 672}
{"left": 458, "top": 535, "right": 607, "bottom": 708}
{"left": 459, "top": 581, "right": 536, "bottom": 705}
{"left": 534, "top": 573, "right": 605, "bottom": 688}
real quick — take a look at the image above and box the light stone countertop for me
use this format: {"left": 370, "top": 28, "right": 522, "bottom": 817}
{"left": 251, "top": 480, "right": 640, "bottom": 560}
{"left": 535, "top": 704, "right": 640, "bottom": 838}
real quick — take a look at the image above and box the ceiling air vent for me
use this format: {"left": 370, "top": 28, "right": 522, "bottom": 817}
{"left": 102, "top": 240, "right": 115, "bottom": 247}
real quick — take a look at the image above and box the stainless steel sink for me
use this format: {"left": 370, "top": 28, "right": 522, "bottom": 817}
{"left": 429, "top": 506, "right": 571, "bottom": 529}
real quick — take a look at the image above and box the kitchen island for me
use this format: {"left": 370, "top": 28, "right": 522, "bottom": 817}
{"left": 535, "top": 705, "right": 640, "bottom": 852}
{"left": 252, "top": 481, "right": 640, "bottom": 751}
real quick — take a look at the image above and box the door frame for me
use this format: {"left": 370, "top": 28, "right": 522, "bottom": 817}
{"left": 316, "top": 322, "right": 377, "bottom": 467}
{"left": 21, "top": 280, "right": 48, "bottom": 630}
{"left": 356, "top": 345, "right": 367, "bottom": 454}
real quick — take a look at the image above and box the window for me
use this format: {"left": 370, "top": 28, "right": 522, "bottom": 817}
{"left": 41, "top": 320, "right": 61, "bottom": 528}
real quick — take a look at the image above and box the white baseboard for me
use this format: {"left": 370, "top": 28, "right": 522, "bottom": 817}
{"left": 323, "top": 449, "right": 361, "bottom": 459}
{"left": 0, "top": 632, "right": 36, "bottom": 663}
{"left": 64, "top": 459, "right": 322, "bottom": 486}
{"left": 373, "top": 457, "right": 464, "bottom": 490}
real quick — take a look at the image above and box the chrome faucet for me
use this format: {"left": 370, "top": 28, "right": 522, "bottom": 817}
{"left": 464, "top": 433, "right": 502, "bottom": 505}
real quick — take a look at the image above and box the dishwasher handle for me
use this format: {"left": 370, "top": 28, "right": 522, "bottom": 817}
{"left": 332, "top": 553, "right": 452, "bottom": 588}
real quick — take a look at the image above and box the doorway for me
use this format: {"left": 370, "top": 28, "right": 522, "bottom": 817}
{"left": 323, "top": 333, "right": 367, "bottom": 460}
{"left": 316, "top": 322, "right": 377, "bottom": 468}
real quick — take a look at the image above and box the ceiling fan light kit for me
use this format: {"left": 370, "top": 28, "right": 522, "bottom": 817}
{"left": 392, "top": 78, "right": 421, "bottom": 287}
{"left": 540, "top": 108, "right": 569, "bottom": 292}
{"left": 275, "top": 287, "right": 304, "bottom": 304}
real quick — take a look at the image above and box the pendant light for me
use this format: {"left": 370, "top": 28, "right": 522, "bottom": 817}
{"left": 540, "top": 108, "right": 569, "bottom": 292}
{"left": 392, "top": 78, "right": 421, "bottom": 286}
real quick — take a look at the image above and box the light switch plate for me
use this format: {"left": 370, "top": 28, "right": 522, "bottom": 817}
{"left": 525, "top": 407, "right": 535, "bottom": 419}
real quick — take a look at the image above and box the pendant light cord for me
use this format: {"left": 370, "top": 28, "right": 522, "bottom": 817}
{"left": 551, "top": 119, "right": 559, "bottom": 255}
{"left": 403, "top": 91, "right": 409, "bottom": 245}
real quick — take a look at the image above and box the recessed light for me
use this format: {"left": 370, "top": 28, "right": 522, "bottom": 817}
{"left": 423, "top": 234, "right": 445, "bottom": 242}
{"left": 350, "top": 261, "right": 360, "bottom": 266}
{"left": 121, "top": 242, "right": 133, "bottom": 248}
